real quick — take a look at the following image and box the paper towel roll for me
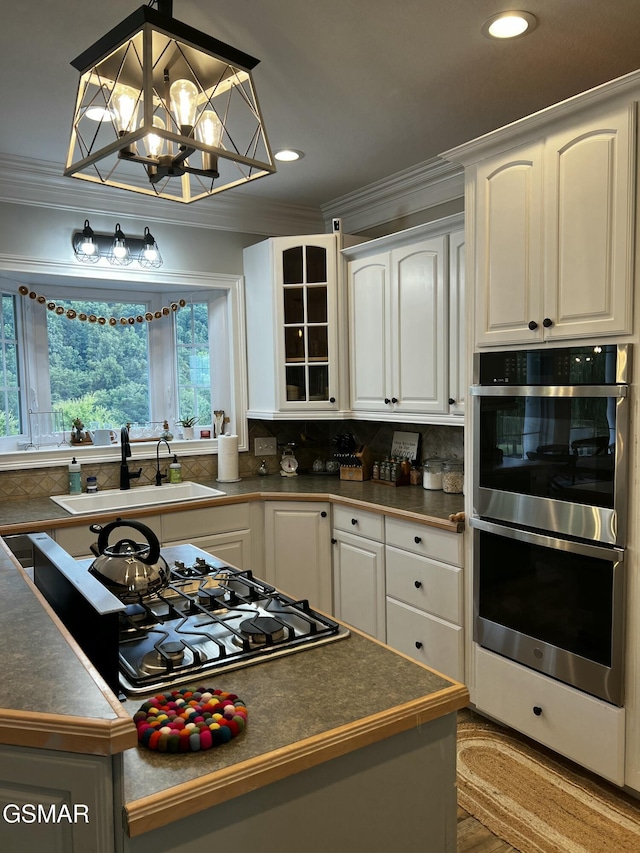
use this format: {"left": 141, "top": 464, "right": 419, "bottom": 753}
{"left": 217, "top": 433, "right": 240, "bottom": 482}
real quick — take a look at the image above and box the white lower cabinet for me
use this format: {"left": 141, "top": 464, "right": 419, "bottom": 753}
{"left": 333, "top": 529, "right": 385, "bottom": 641}
{"left": 161, "top": 503, "right": 253, "bottom": 570}
{"left": 384, "top": 518, "right": 464, "bottom": 682}
{"left": 475, "top": 647, "right": 626, "bottom": 785}
{"left": 263, "top": 501, "right": 333, "bottom": 614}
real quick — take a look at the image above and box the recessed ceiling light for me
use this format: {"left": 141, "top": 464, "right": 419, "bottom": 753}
{"left": 274, "top": 149, "right": 305, "bottom": 162}
{"left": 481, "top": 11, "right": 537, "bottom": 39}
{"left": 84, "top": 106, "right": 115, "bottom": 122}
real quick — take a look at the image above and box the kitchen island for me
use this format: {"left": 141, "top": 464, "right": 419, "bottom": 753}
{"left": 0, "top": 537, "right": 468, "bottom": 852}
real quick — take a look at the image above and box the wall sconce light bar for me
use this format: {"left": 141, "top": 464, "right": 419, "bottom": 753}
{"left": 73, "top": 220, "right": 163, "bottom": 268}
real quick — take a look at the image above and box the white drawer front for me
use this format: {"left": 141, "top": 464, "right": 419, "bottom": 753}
{"left": 385, "top": 517, "right": 463, "bottom": 566}
{"left": 385, "top": 545, "right": 462, "bottom": 624}
{"left": 161, "top": 502, "right": 251, "bottom": 542}
{"left": 386, "top": 598, "right": 464, "bottom": 682}
{"left": 475, "top": 647, "right": 625, "bottom": 785}
{"left": 333, "top": 504, "right": 384, "bottom": 540}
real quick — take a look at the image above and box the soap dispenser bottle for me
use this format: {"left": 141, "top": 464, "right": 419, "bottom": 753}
{"left": 68, "top": 457, "right": 82, "bottom": 494}
{"left": 169, "top": 455, "right": 182, "bottom": 483}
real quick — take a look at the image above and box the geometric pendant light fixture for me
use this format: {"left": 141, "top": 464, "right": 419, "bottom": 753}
{"left": 64, "top": 0, "right": 276, "bottom": 203}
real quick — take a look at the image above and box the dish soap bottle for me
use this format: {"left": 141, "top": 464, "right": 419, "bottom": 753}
{"left": 68, "top": 457, "right": 82, "bottom": 495}
{"left": 169, "top": 455, "right": 182, "bottom": 483}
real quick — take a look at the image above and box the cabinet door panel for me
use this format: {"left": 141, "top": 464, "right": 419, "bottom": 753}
{"left": 333, "top": 531, "right": 385, "bottom": 641}
{"left": 475, "top": 142, "right": 544, "bottom": 346}
{"left": 263, "top": 502, "right": 332, "bottom": 613}
{"left": 392, "top": 237, "right": 448, "bottom": 414}
{"left": 348, "top": 254, "right": 391, "bottom": 412}
{"left": 544, "top": 104, "right": 634, "bottom": 339}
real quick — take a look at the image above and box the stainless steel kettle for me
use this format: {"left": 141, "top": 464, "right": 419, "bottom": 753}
{"left": 88, "top": 518, "right": 170, "bottom": 602}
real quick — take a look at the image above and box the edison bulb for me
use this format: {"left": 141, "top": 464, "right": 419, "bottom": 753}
{"left": 196, "top": 110, "right": 223, "bottom": 147}
{"left": 143, "top": 115, "right": 166, "bottom": 158}
{"left": 110, "top": 84, "right": 139, "bottom": 135}
{"left": 170, "top": 79, "right": 198, "bottom": 131}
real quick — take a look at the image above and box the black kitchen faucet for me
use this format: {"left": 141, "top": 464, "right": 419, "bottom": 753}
{"left": 120, "top": 425, "right": 142, "bottom": 490}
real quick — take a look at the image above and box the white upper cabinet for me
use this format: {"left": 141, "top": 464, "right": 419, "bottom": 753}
{"left": 344, "top": 214, "right": 465, "bottom": 422}
{"left": 244, "top": 234, "right": 360, "bottom": 419}
{"left": 455, "top": 100, "right": 635, "bottom": 347}
{"left": 542, "top": 106, "right": 634, "bottom": 341}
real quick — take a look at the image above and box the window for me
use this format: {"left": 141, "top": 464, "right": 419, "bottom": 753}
{"left": 0, "top": 277, "right": 244, "bottom": 456}
{"left": 176, "top": 301, "right": 211, "bottom": 424}
{"left": 0, "top": 294, "right": 21, "bottom": 437}
{"left": 46, "top": 296, "right": 151, "bottom": 427}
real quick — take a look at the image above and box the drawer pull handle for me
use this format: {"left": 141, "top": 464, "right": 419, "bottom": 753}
{"left": 384, "top": 398, "right": 391, "bottom": 405}
{"left": 351, "top": 518, "right": 358, "bottom": 525}
{"left": 321, "top": 511, "right": 327, "bottom": 518}
{"left": 415, "top": 641, "right": 423, "bottom": 650}
{"left": 533, "top": 706, "right": 543, "bottom": 717}
{"left": 414, "top": 580, "right": 422, "bottom": 589}
{"left": 414, "top": 536, "right": 422, "bottom": 544}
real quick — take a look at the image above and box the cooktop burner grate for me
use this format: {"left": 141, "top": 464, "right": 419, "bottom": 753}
{"left": 117, "top": 560, "right": 349, "bottom": 695}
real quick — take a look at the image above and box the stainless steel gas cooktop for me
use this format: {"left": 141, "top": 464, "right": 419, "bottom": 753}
{"left": 117, "top": 556, "right": 349, "bottom": 695}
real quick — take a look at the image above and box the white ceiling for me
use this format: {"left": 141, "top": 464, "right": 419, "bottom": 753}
{"left": 3, "top": 0, "right": 640, "bottom": 214}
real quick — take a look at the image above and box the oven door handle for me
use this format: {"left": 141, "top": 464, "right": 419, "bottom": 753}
{"left": 469, "top": 516, "right": 625, "bottom": 561}
{"left": 470, "top": 384, "right": 627, "bottom": 398}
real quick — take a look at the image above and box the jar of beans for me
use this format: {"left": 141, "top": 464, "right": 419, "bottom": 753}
{"left": 442, "top": 459, "right": 464, "bottom": 494}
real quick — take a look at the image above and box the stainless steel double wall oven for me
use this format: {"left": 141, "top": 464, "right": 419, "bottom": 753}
{"left": 470, "top": 344, "right": 630, "bottom": 705}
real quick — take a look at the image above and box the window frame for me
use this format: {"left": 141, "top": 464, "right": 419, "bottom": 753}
{"left": 0, "top": 269, "right": 247, "bottom": 470}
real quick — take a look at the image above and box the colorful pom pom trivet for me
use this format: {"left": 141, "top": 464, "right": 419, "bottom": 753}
{"left": 133, "top": 687, "right": 247, "bottom": 753}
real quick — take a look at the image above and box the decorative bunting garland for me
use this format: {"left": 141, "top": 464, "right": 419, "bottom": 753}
{"left": 18, "top": 285, "right": 186, "bottom": 325}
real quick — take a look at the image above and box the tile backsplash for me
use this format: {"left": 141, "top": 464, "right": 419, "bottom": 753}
{"left": 0, "top": 419, "right": 463, "bottom": 500}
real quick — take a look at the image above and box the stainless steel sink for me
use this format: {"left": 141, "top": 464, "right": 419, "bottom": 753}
{"left": 50, "top": 482, "right": 227, "bottom": 515}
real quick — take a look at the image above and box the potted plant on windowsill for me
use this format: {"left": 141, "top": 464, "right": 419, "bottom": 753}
{"left": 178, "top": 416, "right": 197, "bottom": 440}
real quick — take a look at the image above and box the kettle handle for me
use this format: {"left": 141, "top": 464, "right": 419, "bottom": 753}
{"left": 90, "top": 518, "right": 161, "bottom": 565}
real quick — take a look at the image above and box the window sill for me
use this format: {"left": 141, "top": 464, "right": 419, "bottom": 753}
{"left": 0, "top": 438, "right": 242, "bottom": 472}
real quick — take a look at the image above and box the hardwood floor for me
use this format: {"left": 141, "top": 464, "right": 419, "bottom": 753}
{"left": 457, "top": 805, "right": 517, "bottom": 852}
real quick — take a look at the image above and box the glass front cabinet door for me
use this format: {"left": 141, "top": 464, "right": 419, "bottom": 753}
{"left": 244, "top": 234, "right": 343, "bottom": 417}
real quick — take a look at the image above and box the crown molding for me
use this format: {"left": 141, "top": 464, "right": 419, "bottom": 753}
{"left": 321, "top": 157, "right": 464, "bottom": 234}
{"left": 0, "top": 154, "right": 324, "bottom": 237}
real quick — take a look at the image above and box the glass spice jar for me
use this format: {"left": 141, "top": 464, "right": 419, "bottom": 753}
{"left": 422, "top": 458, "right": 443, "bottom": 490}
{"left": 409, "top": 465, "right": 421, "bottom": 485}
{"left": 442, "top": 459, "right": 464, "bottom": 494}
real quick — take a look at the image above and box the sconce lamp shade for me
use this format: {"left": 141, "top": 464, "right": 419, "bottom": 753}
{"left": 64, "top": 3, "right": 275, "bottom": 203}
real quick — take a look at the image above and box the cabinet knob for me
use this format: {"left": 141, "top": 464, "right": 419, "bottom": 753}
{"left": 415, "top": 641, "right": 423, "bottom": 650}
{"left": 329, "top": 396, "right": 336, "bottom": 404}
{"left": 321, "top": 511, "right": 327, "bottom": 518}
{"left": 351, "top": 518, "right": 358, "bottom": 525}
{"left": 391, "top": 397, "right": 398, "bottom": 404}
{"left": 448, "top": 398, "right": 455, "bottom": 405}
{"left": 543, "top": 317, "right": 553, "bottom": 328}
{"left": 533, "top": 706, "right": 543, "bottom": 717}
{"left": 384, "top": 398, "right": 391, "bottom": 405}
{"left": 331, "top": 538, "right": 337, "bottom": 545}
{"left": 528, "top": 320, "right": 538, "bottom": 331}
{"left": 414, "top": 536, "right": 422, "bottom": 544}
{"left": 414, "top": 580, "right": 422, "bottom": 589}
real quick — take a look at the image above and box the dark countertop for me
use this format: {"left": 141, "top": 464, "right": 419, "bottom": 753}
{"left": 0, "top": 536, "right": 468, "bottom": 836}
{"left": 0, "top": 539, "right": 136, "bottom": 755}
{"left": 120, "top": 627, "right": 468, "bottom": 835}
{"left": 0, "top": 474, "right": 465, "bottom": 533}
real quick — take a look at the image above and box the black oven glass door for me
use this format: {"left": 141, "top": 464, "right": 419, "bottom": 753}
{"left": 477, "top": 390, "right": 620, "bottom": 509}
{"left": 472, "top": 518, "right": 625, "bottom": 705}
